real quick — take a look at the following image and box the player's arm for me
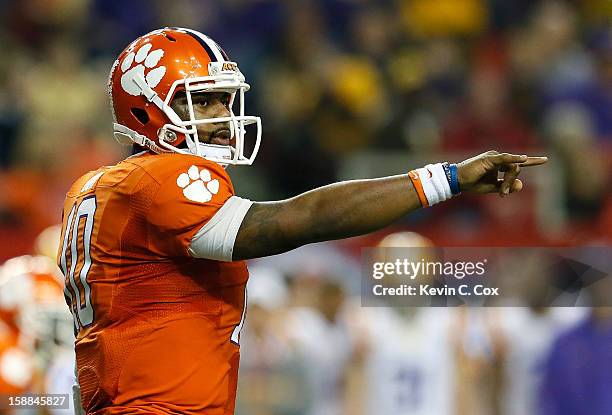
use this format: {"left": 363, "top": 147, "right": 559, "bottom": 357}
{"left": 232, "top": 151, "right": 546, "bottom": 260}
{"left": 233, "top": 175, "right": 418, "bottom": 259}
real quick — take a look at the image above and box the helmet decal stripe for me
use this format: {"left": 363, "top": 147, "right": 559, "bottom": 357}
{"left": 181, "top": 28, "right": 225, "bottom": 62}
{"left": 211, "top": 39, "right": 230, "bottom": 61}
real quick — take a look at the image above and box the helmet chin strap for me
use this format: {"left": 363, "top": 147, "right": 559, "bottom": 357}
{"left": 114, "top": 123, "right": 170, "bottom": 154}
{"left": 194, "top": 142, "right": 233, "bottom": 164}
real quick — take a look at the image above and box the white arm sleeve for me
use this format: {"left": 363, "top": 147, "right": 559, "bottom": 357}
{"left": 187, "top": 196, "right": 253, "bottom": 261}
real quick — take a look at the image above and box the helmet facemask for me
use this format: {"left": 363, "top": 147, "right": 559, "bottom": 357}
{"left": 158, "top": 63, "right": 262, "bottom": 166}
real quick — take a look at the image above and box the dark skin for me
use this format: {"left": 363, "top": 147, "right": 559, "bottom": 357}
{"left": 170, "top": 92, "right": 233, "bottom": 146}
{"left": 170, "top": 93, "right": 548, "bottom": 261}
{"left": 233, "top": 152, "right": 546, "bottom": 259}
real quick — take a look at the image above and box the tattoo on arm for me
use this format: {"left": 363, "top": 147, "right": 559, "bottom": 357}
{"left": 233, "top": 202, "right": 303, "bottom": 260}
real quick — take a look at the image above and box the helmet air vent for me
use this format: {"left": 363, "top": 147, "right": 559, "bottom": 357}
{"left": 130, "top": 107, "right": 150, "bottom": 125}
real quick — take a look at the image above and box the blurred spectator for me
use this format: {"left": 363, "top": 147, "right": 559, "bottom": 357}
{"left": 539, "top": 308, "right": 612, "bottom": 415}
{"left": 282, "top": 278, "right": 351, "bottom": 415}
{"left": 539, "top": 274, "right": 612, "bottom": 415}
{"left": 400, "top": 0, "right": 487, "bottom": 38}
{"left": 15, "top": 39, "right": 110, "bottom": 167}
{"left": 544, "top": 102, "right": 608, "bottom": 222}
{"left": 488, "top": 307, "right": 585, "bottom": 415}
{"left": 238, "top": 267, "right": 311, "bottom": 415}
{"left": 442, "top": 65, "right": 539, "bottom": 152}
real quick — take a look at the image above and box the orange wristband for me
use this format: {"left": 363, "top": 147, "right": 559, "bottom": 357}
{"left": 408, "top": 170, "right": 430, "bottom": 208}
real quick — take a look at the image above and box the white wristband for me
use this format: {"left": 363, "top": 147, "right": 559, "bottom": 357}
{"left": 414, "top": 163, "right": 453, "bottom": 206}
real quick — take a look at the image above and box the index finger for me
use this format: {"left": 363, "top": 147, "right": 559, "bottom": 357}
{"left": 519, "top": 156, "right": 548, "bottom": 167}
{"left": 489, "top": 153, "right": 529, "bottom": 165}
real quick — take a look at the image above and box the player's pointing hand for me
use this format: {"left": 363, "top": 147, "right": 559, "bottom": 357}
{"left": 457, "top": 150, "right": 548, "bottom": 197}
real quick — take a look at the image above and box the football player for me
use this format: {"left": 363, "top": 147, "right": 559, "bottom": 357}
{"left": 0, "top": 254, "right": 74, "bottom": 406}
{"left": 58, "top": 27, "right": 547, "bottom": 414}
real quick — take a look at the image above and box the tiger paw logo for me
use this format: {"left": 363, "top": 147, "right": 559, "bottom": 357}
{"left": 176, "top": 166, "right": 220, "bottom": 203}
{"left": 120, "top": 42, "right": 166, "bottom": 96}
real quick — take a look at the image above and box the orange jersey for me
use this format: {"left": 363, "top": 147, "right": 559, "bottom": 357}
{"left": 57, "top": 153, "right": 249, "bottom": 415}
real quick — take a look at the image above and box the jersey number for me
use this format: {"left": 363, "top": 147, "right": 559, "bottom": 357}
{"left": 60, "top": 196, "right": 97, "bottom": 332}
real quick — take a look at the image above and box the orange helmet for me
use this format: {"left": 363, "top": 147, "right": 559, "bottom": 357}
{"left": 108, "top": 27, "right": 261, "bottom": 165}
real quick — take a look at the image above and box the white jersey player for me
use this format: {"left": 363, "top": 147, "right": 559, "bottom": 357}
{"left": 355, "top": 307, "right": 457, "bottom": 415}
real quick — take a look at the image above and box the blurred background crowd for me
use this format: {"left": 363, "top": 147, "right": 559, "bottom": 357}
{"left": 0, "top": 0, "right": 610, "bottom": 414}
